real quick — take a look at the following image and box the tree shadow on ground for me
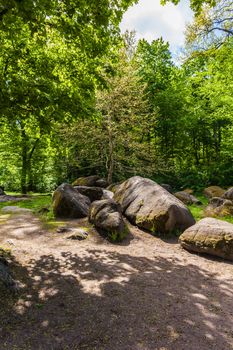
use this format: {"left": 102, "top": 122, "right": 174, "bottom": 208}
{"left": 1, "top": 249, "right": 233, "bottom": 350}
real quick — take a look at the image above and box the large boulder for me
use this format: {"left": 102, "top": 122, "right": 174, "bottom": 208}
{"left": 89, "top": 199, "right": 128, "bottom": 242}
{"left": 205, "top": 197, "right": 233, "bottom": 217}
{"left": 174, "top": 191, "right": 202, "bottom": 205}
{"left": 72, "top": 175, "right": 108, "bottom": 188}
{"left": 74, "top": 186, "right": 103, "bottom": 202}
{"left": 179, "top": 218, "right": 233, "bottom": 261}
{"left": 223, "top": 187, "right": 233, "bottom": 200}
{"left": 204, "top": 186, "right": 225, "bottom": 198}
{"left": 53, "top": 183, "right": 91, "bottom": 218}
{"left": 113, "top": 176, "right": 195, "bottom": 234}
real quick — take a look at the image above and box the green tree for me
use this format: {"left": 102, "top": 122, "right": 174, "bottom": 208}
{"left": 0, "top": 0, "right": 138, "bottom": 192}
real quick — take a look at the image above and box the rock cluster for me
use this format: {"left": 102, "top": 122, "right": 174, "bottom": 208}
{"left": 52, "top": 175, "right": 195, "bottom": 241}
{"left": 52, "top": 176, "right": 233, "bottom": 261}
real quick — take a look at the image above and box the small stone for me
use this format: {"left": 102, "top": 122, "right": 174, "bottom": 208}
{"left": 66, "top": 229, "right": 89, "bottom": 241}
{"left": 6, "top": 240, "right": 15, "bottom": 246}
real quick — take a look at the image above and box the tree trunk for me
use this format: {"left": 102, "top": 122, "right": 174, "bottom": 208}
{"left": 27, "top": 139, "right": 40, "bottom": 192}
{"left": 21, "top": 128, "right": 28, "bottom": 194}
{"left": 107, "top": 116, "right": 114, "bottom": 185}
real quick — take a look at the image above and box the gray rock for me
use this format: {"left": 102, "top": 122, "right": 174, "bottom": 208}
{"left": 179, "top": 218, "right": 233, "bottom": 261}
{"left": 74, "top": 186, "right": 103, "bottom": 202}
{"left": 53, "top": 183, "right": 91, "bottom": 219}
{"left": 175, "top": 191, "right": 202, "bottom": 205}
{"left": 102, "top": 189, "right": 114, "bottom": 200}
{"left": 114, "top": 176, "right": 195, "bottom": 234}
{"left": 89, "top": 199, "right": 128, "bottom": 242}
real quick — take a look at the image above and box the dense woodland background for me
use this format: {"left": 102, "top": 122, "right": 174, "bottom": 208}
{"left": 0, "top": 0, "right": 232, "bottom": 193}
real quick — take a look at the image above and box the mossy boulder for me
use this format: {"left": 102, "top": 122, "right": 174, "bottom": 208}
{"left": 179, "top": 218, "right": 233, "bottom": 261}
{"left": 72, "top": 176, "right": 108, "bottom": 188}
{"left": 74, "top": 186, "right": 103, "bottom": 202}
{"left": 114, "top": 176, "right": 195, "bottom": 234}
{"left": 53, "top": 183, "right": 90, "bottom": 219}
{"left": 89, "top": 199, "right": 128, "bottom": 242}
{"left": 204, "top": 186, "right": 225, "bottom": 198}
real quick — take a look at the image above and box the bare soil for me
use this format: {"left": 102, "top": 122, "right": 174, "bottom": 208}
{"left": 0, "top": 212, "right": 233, "bottom": 350}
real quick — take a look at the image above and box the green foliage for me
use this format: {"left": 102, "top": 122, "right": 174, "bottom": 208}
{"left": 108, "top": 226, "right": 129, "bottom": 242}
{"left": 161, "top": 0, "right": 216, "bottom": 14}
{"left": 0, "top": 1, "right": 233, "bottom": 193}
{"left": 0, "top": 0, "right": 138, "bottom": 193}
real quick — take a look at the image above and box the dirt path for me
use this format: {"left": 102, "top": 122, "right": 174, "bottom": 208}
{"left": 0, "top": 212, "right": 233, "bottom": 350}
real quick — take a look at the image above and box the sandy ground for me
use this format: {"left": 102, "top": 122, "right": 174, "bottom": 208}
{"left": 0, "top": 212, "right": 233, "bottom": 350}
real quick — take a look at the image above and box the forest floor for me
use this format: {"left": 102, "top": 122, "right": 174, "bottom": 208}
{"left": 0, "top": 210, "right": 233, "bottom": 350}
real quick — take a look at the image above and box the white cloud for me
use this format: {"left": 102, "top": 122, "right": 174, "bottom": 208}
{"left": 120, "top": 0, "right": 193, "bottom": 53}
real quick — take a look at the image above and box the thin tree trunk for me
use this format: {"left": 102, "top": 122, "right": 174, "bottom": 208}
{"left": 27, "top": 139, "right": 40, "bottom": 192}
{"left": 107, "top": 116, "right": 114, "bottom": 185}
{"left": 21, "top": 128, "right": 27, "bottom": 194}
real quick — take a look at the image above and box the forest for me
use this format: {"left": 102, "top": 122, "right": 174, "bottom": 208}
{"left": 0, "top": 1, "right": 233, "bottom": 350}
{"left": 0, "top": 0, "right": 232, "bottom": 194}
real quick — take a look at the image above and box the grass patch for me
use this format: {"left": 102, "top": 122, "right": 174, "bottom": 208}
{"left": 0, "top": 193, "right": 55, "bottom": 226}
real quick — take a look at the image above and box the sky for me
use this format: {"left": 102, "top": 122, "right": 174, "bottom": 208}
{"left": 120, "top": 0, "right": 193, "bottom": 57}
